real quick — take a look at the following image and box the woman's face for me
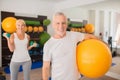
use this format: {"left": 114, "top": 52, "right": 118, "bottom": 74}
{"left": 52, "top": 15, "right": 68, "bottom": 37}
{"left": 16, "top": 21, "right": 25, "bottom": 32}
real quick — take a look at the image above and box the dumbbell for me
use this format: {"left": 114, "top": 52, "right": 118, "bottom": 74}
{"left": 2, "top": 33, "right": 11, "bottom": 38}
{"left": 30, "top": 41, "right": 39, "bottom": 47}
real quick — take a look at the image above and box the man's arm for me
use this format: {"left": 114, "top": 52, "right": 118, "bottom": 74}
{"left": 84, "top": 33, "right": 109, "bottom": 47}
{"left": 84, "top": 33, "right": 98, "bottom": 40}
{"left": 42, "top": 61, "right": 51, "bottom": 80}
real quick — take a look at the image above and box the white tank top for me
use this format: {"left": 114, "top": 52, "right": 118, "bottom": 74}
{"left": 11, "top": 33, "right": 31, "bottom": 62}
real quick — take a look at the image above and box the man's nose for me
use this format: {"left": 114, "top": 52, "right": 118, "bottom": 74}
{"left": 59, "top": 23, "right": 64, "bottom": 27}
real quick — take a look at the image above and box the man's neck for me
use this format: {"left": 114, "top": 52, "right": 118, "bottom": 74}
{"left": 53, "top": 33, "right": 66, "bottom": 39}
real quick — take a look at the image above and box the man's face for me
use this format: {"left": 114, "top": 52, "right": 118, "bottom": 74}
{"left": 52, "top": 15, "right": 67, "bottom": 37}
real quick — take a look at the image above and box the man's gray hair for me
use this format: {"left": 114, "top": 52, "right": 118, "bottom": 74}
{"left": 54, "top": 12, "right": 66, "bottom": 17}
{"left": 52, "top": 12, "right": 67, "bottom": 21}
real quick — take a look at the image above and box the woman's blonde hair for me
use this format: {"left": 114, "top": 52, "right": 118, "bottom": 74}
{"left": 16, "top": 19, "right": 26, "bottom": 26}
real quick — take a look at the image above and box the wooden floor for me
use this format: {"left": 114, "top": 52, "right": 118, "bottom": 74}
{"left": 5, "top": 56, "right": 120, "bottom": 80}
{"left": 5, "top": 68, "right": 117, "bottom": 80}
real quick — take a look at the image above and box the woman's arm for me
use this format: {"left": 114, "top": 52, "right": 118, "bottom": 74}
{"left": 3, "top": 33, "right": 15, "bottom": 52}
{"left": 27, "top": 34, "right": 37, "bottom": 50}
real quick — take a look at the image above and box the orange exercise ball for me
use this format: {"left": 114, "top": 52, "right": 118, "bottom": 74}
{"left": 81, "top": 28, "right": 85, "bottom": 33}
{"left": 24, "top": 26, "right": 28, "bottom": 32}
{"left": 33, "top": 26, "right": 39, "bottom": 32}
{"left": 2, "top": 17, "right": 17, "bottom": 33}
{"left": 76, "top": 39, "right": 112, "bottom": 78}
{"left": 28, "top": 26, "right": 33, "bottom": 32}
{"left": 38, "top": 26, "right": 44, "bottom": 32}
{"left": 85, "top": 24, "right": 94, "bottom": 33}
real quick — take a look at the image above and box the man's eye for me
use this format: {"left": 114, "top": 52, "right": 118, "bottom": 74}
{"left": 57, "top": 23, "right": 59, "bottom": 24}
{"left": 62, "top": 22, "right": 66, "bottom": 25}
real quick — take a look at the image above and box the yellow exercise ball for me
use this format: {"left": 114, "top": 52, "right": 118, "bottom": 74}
{"left": 2, "top": 17, "right": 17, "bottom": 33}
{"left": 76, "top": 39, "right": 112, "bottom": 78}
{"left": 85, "top": 24, "right": 94, "bottom": 33}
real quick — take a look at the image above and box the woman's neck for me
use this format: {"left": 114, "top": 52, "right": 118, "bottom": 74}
{"left": 16, "top": 32, "right": 25, "bottom": 37}
{"left": 16, "top": 30, "right": 25, "bottom": 34}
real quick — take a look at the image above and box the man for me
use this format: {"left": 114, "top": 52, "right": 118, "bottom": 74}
{"left": 42, "top": 12, "right": 97, "bottom": 80}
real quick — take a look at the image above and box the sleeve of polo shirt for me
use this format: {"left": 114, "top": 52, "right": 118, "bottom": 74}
{"left": 43, "top": 43, "right": 52, "bottom": 61}
{"left": 71, "top": 31, "right": 85, "bottom": 42}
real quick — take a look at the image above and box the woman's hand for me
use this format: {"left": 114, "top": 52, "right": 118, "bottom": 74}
{"left": 3, "top": 33, "right": 11, "bottom": 40}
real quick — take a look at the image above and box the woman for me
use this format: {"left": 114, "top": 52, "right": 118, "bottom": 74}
{"left": 3, "top": 19, "right": 37, "bottom": 80}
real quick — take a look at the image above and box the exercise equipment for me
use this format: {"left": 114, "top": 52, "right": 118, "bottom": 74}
{"left": 43, "top": 19, "right": 51, "bottom": 26}
{"left": 24, "top": 26, "right": 28, "bottom": 32}
{"left": 81, "top": 28, "right": 85, "bottom": 33}
{"left": 38, "top": 26, "right": 44, "bottom": 32}
{"left": 76, "top": 39, "right": 112, "bottom": 78}
{"left": 33, "top": 26, "right": 39, "bottom": 32}
{"left": 25, "top": 20, "right": 40, "bottom": 26}
{"left": 39, "top": 31, "right": 50, "bottom": 46}
{"left": 70, "top": 23, "right": 83, "bottom": 27}
{"left": 2, "top": 17, "right": 17, "bottom": 33}
{"left": 108, "top": 36, "right": 117, "bottom": 57}
{"left": 30, "top": 41, "right": 34, "bottom": 46}
{"left": 2, "top": 33, "right": 11, "bottom": 38}
{"left": 30, "top": 41, "right": 39, "bottom": 47}
{"left": 28, "top": 26, "right": 33, "bottom": 32}
{"left": 85, "top": 24, "right": 94, "bottom": 33}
